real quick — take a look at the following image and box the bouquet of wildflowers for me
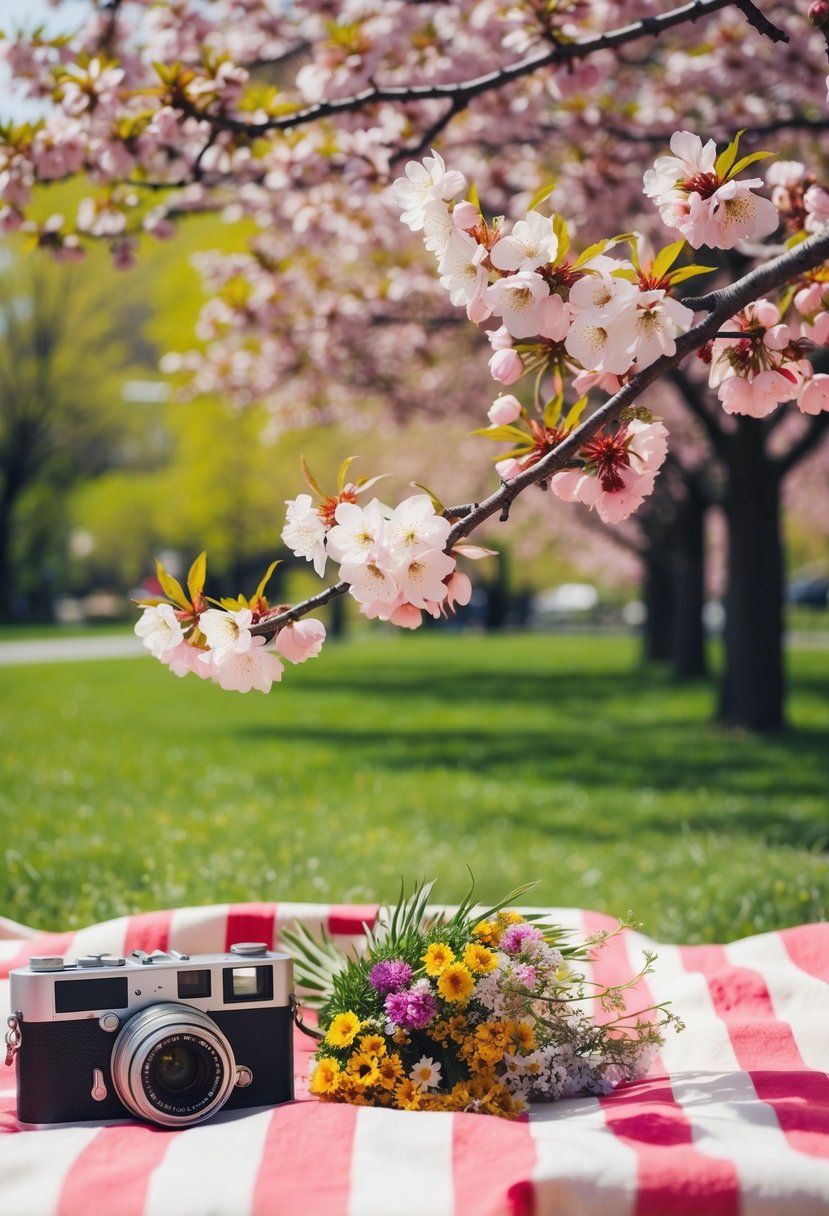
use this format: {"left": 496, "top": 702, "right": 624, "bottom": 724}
{"left": 285, "top": 881, "right": 681, "bottom": 1119}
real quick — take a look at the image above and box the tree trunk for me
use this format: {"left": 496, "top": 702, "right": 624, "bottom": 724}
{"left": 718, "top": 421, "right": 784, "bottom": 731}
{"left": 671, "top": 489, "right": 708, "bottom": 680}
{"left": 0, "top": 496, "right": 12, "bottom": 622}
{"left": 642, "top": 546, "right": 674, "bottom": 662}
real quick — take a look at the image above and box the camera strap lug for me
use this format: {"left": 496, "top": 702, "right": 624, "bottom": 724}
{"left": 291, "top": 994, "right": 323, "bottom": 1042}
{"left": 4, "top": 1014, "right": 21, "bottom": 1067}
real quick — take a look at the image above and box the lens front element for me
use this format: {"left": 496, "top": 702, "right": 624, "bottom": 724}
{"left": 112, "top": 1003, "right": 236, "bottom": 1127}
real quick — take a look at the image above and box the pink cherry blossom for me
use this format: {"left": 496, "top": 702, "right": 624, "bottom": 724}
{"left": 203, "top": 638, "right": 284, "bottom": 693}
{"left": 797, "top": 374, "right": 829, "bottom": 415}
{"left": 393, "top": 548, "right": 456, "bottom": 608}
{"left": 392, "top": 149, "right": 467, "bottom": 233}
{"left": 199, "top": 606, "right": 255, "bottom": 660}
{"left": 443, "top": 570, "right": 472, "bottom": 610}
{"left": 282, "top": 493, "right": 328, "bottom": 577}
{"left": 489, "top": 212, "right": 558, "bottom": 273}
{"left": 163, "top": 639, "right": 213, "bottom": 679}
{"left": 719, "top": 369, "right": 798, "bottom": 418}
{"left": 326, "top": 499, "right": 387, "bottom": 564}
{"left": 385, "top": 495, "right": 452, "bottom": 555}
{"left": 339, "top": 557, "right": 399, "bottom": 605}
{"left": 134, "top": 603, "right": 184, "bottom": 657}
{"left": 438, "top": 231, "right": 490, "bottom": 314}
{"left": 274, "top": 618, "right": 327, "bottom": 663}
{"left": 484, "top": 271, "right": 550, "bottom": 340}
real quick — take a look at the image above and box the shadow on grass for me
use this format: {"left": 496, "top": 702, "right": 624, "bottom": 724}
{"left": 236, "top": 662, "right": 829, "bottom": 851}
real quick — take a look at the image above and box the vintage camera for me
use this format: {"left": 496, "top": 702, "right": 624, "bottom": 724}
{"left": 8, "top": 943, "right": 294, "bottom": 1128}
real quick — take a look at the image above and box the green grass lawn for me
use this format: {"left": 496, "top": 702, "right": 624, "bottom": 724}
{"left": 1, "top": 632, "right": 827, "bottom": 943}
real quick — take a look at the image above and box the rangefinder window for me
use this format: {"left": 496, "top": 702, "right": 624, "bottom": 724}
{"left": 222, "top": 964, "right": 273, "bottom": 1003}
{"left": 177, "top": 968, "right": 211, "bottom": 999}
{"left": 55, "top": 976, "right": 130, "bottom": 1014}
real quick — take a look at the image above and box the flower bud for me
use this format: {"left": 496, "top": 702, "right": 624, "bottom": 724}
{"left": 487, "top": 394, "right": 523, "bottom": 425}
{"left": 452, "top": 201, "right": 480, "bottom": 231}
{"left": 488, "top": 347, "right": 523, "bottom": 384}
{"left": 808, "top": 0, "right": 829, "bottom": 28}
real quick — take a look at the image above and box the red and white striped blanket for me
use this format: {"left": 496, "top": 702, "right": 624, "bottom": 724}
{"left": 2, "top": 902, "right": 829, "bottom": 1216}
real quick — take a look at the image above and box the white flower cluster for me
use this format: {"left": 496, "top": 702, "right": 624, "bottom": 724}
{"left": 282, "top": 492, "right": 471, "bottom": 629}
{"left": 472, "top": 922, "right": 658, "bottom": 1105}
{"left": 393, "top": 150, "right": 695, "bottom": 379}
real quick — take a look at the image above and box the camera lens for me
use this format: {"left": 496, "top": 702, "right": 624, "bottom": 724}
{"left": 149, "top": 1042, "right": 206, "bottom": 1096}
{"left": 111, "top": 1003, "right": 237, "bottom": 1128}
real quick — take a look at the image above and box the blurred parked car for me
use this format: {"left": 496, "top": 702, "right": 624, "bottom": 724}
{"left": 786, "top": 577, "right": 829, "bottom": 608}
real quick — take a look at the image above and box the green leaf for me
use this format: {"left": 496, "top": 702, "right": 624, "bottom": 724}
{"left": 526, "top": 181, "right": 556, "bottom": 214}
{"left": 337, "top": 455, "right": 359, "bottom": 494}
{"left": 465, "top": 182, "right": 480, "bottom": 213}
{"left": 727, "top": 149, "right": 773, "bottom": 179}
{"left": 543, "top": 393, "right": 563, "bottom": 428}
{"left": 254, "top": 559, "right": 281, "bottom": 604}
{"left": 187, "top": 551, "right": 207, "bottom": 604}
{"left": 470, "top": 423, "right": 530, "bottom": 443}
{"left": 572, "top": 239, "right": 610, "bottom": 270}
{"left": 665, "top": 263, "right": 716, "bottom": 285}
{"left": 563, "top": 395, "right": 589, "bottom": 431}
{"left": 410, "top": 482, "right": 445, "bottom": 513}
{"left": 650, "top": 239, "right": 686, "bottom": 282}
{"left": 552, "top": 213, "right": 570, "bottom": 263}
{"left": 282, "top": 920, "right": 350, "bottom": 1009}
{"left": 155, "top": 560, "right": 190, "bottom": 611}
{"left": 300, "top": 455, "right": 325, "bottom": 500}
{"left": 714, "top": 129, "right": 744, "bottom": 179}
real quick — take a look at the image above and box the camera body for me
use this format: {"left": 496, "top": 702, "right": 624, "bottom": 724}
{"left": 9, "top": 943, "right": 294, "bottom": 1128}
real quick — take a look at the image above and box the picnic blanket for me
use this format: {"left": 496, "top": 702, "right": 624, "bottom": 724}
{"left": 2, "top": 901, "right": 829, "bottom": 1216}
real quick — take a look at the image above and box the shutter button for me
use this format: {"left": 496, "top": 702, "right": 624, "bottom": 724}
{"left": 229, "top": 943, "right": 269, "bottom": 957}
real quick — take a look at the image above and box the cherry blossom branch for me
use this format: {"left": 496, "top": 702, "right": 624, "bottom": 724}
{"left": 249, "top": 224, "right": 829, "bottom": 641}
{"left": 731, "top": 0, "right": 791, "bottom": 42}
{"left": 182, "top": 0, "right": 781, "bottom": 138}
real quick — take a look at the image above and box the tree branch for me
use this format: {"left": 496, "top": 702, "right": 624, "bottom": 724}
{"left": 731, "top": 0, "right": 790, "bottom": 43}
{"left": 182, "top": 0, "right": 777, "bottom": 139}
{"left": 250, "top": 227, "right": 829, "bottom": 641}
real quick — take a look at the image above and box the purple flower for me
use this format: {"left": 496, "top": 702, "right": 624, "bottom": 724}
{"left": 369, "top": 958, "right": 413, "bottom": 994}
{"left": 384, "top": 982, "right": 438, "bottom": 1030}
{"left": 500, "top": 923, "right": 544, "bottom": 955}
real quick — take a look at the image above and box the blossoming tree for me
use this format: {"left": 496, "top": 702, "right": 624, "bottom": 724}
{"left": 2, "top": 0, "right": 828, "bottom": 728}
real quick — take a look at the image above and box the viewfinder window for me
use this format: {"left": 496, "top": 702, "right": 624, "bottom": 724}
{"left": 222, "top": 965, "right": 273, "bottom": 1003}
{"left": 177, "top": 969, "right": 211, "bottom": 999}
{"left": 55, "top": 976, "right": 129, "bottom": 1013}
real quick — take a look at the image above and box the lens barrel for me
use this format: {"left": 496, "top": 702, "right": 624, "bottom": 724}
{"left": 111, "top": 1003, "right": 237, "bottom": 1127}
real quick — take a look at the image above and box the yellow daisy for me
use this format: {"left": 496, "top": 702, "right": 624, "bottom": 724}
{"left": 325, "top": 1010, "right": 362, "bottom": 1048}
{"left": 437, "top": 961, "right": 474, "bottom": 1004}
{"left": 395, "top": 1077, "right": 423, "bottom": 1110}
{"left": 309, "top": 1056, "right": 341, "bottom": 1096}
{"left": 473, "top": 920, "right": 500, "bottom": 946}
{"left": 358, "top": 1033, "right": 386, "bottom": 1058}
{"left": 511, "top": 1020, "right": 537, "bottom": 1052}
{"left": 423, "top": 941, "right": 455, "bottom": 976}
{"left": 376, "top": 1053, "right": 405, "bottom": 1091}
{"left": 347, "top": 1050, "right": 382, "bottom": 1088}
{"left": 463, "top": 942, "right": 498, "bottom": 974}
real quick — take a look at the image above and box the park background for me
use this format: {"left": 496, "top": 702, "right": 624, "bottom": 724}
{"left": 1, "top": 0, "right": 828, "bottom": 949}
